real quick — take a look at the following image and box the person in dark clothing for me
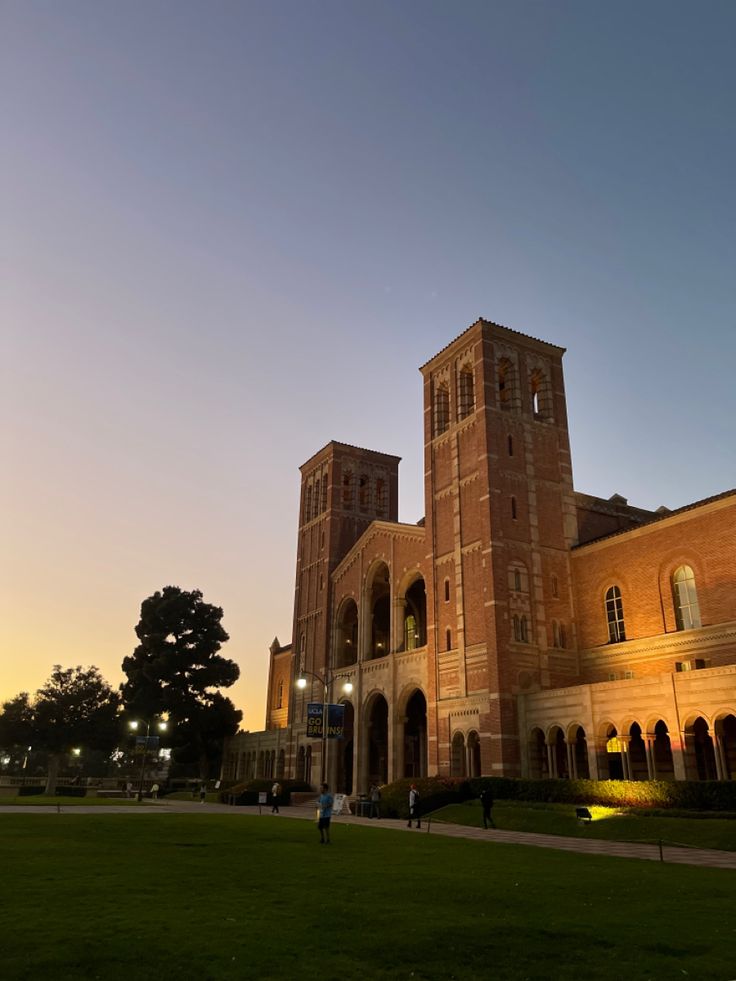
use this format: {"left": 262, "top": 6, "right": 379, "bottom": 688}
{"left": 408, "top": 784, "right": 421, "bottom": 829}
{"left": 479, "top": 788, "right": 495, "bottom": 829}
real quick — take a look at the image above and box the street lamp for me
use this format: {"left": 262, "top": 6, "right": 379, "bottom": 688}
{"left": 128, "top": 719, "right": 167, "bottom": 802}
{"left": 296, "top": 668, "right": 353, "bottom": 787}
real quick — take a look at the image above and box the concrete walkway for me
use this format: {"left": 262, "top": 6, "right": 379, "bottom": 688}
{"left": 1, "top": 798, "right": 734, "bottom": 870}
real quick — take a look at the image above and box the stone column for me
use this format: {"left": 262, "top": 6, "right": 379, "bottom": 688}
{"left": 645, "top": 736, "right": 656, "bottom": 781}
{"left": 546, "top": 741, "right": 555, "bottom": 778}
{"left": 619, "top": 736, "right": 631, "bottom": 781}
{"left": 565, "top": 739, "right": 575, "bottom": 779}
{"left": 713, "top": 728, "right": 725, "bottom": 782}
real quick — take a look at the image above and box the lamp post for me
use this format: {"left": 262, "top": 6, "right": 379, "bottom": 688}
{"left": 296, "top": 668, "right": 353, "bottom": 787}
{"left": 129, "top": 719, "right": 167, "bottom": 802}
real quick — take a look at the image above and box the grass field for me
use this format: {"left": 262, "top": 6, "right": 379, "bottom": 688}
{"left": 432, "top": 800, "right": 736, "bottom": 851}
{"left": 0, "top": 814, "right": 734, "bottom": 980}
{"left": 0, "top": 796, "right": 145, "bottom": 807}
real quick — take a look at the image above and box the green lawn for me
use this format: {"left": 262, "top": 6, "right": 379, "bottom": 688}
{"left": 432, "top": 799, "right": 736, "bottom": 851}
{"left": 0, "top": 815, "right": 734, "bottom": 980}
{"left": 0, "top": 796, "right": 145, "bottom": 807}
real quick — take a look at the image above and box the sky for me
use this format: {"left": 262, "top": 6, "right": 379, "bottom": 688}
{"left": 3, "top": 0, "right": 735, "bottom": 731}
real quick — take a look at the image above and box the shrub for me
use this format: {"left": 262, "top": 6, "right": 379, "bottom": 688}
{"left": 378, "top": 777, "right": 473, "bottom": 819}
{"left": 221, "top": 778, "right": 311, "bottom": 806}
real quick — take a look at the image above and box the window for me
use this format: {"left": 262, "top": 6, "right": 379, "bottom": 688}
{"left": 511, "top": 496, "right": 517, "bottom": 520}
{"left": 498, "top": 358, "right": 514, "bottom": 410}
{"left": 559, "top": 623, "right": 566, "bottom": 649}
{"left": 320, "top": 473, "right": 327, "bottom": 513}
{"left": 446, "top": 628, "right": 452, "bottom": 651}
{"left": 342, "top": 470, "right": 353, "bottom": 508}
{"left": 605, "top": 586, "right": 626, "bottom": 643}
{"left": 551, "top": 574, "right": 559, "bottom": 598}
{"left": 457, "top": 366, "right": 474, "bottom": 420}
{"left": 319, "top": 573, "right": 324, "bottom": 591}
{"left": 530, "top": 368, "right": 551, "bottom": 421}
{"left": 552, "top": 620, "right": 559, "bottom": 648}
{"left": 359, "top": 474, "right": 370, "bottom": 510}
{"left": 304, "top": 485, "right": 312, "bottom": 522}
{"left": 276, "top": 681, "right": 283, "bottom": 709}
{"left": 508, "top": 435, "right": 513, "bottom": 456}
{"left": 375, "top": 478, "right": 386, "bottom": 515}
{"left": 508, "top": 564, "right": 529, "bottom": 594}
{"left": 672, "top": 565, "right": 701, "bottom": 631}
{"left": 513, "top": 615, "right": 530, "bottom": 643}
{"left": 435, "top": 383, "right": 450, "bottom": 436}
{"left": 444, "top": 578, "right": 450, "bottom": 602}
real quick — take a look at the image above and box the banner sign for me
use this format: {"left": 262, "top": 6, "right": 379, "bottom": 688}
{"left": 135, "top": 735, "right": 159, "bottom": 753}
{"left": 306, "top": 703, "right": 346, "bottom": 739}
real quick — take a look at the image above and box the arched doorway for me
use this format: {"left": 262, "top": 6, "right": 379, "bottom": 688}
{"left": 403, "top": 690, "right": 427, "bottom": 778}
{"left": 550, "top": 726, "right": 568, "bottom": 778}
{"left": 572, "top": 726, "right": 590, "bottom": 779}
{"left": 467, "top": 731, "right": 481, "bottom": 777}
{"left": 277, "top": 749, "right": 285, "bottom": 779}
{"left": 336, "top": 701, "right": 354, "bottom": 794}
{"left": 716, "top": 714, "right": 736, "bottom": 779}
{"left": 366, "top": 693, "right": 389, "bottom": 786}
{"left": 296, "top": 746, "right": 305, "bottom": 782}
{"left": 451, "top": 732, "right": 466, "bottom": 777}
{"left": 403, "top": 577, "right": 427, "bottom": 650}
{"left": 604, "top": 725, "right": 624, "bottom": 780}
{"left": 628, "top": 723, "right": 648, "bottom": 781}
{"left": 685, "top": 717, "right": 717, "bottom": 780}
{"left": 335, "top": 599, "right": 358, "bottom": 667}
{"left": 305, "top": 745, "right": 313, "bottom": 786}
{"left": 652, "top": 720, "right": 675, "bottom": 780}
{"left": 367, "top": 563, "right": 391, "bottom": 659}
{"left": 529, "top": 728, "right": 547, "bottom": 778}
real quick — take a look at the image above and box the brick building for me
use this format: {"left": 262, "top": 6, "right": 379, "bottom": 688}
{"left": 224, "top": 319, "right": 736, "bottom": 790}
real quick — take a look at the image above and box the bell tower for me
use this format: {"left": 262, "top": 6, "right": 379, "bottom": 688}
{"left": 421, "top": 319, "right": 577, "bottom": 777}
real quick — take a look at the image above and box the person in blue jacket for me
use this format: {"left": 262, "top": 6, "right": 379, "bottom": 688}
{"left": 318, "top": 783, "right": 334, "bottom": 844}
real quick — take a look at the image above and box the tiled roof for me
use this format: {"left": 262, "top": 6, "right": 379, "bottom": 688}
{"left": 300, "top": 440, "right": 401, "bottom": 470}
{"left": 573, "top": 487, "right": 736, "bottom": 549}
{"left": 419, "top": 317, "right": 565, "bottom": 371}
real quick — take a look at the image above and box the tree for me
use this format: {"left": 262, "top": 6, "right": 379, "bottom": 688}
{"left": 121, "top": 586, "right": 242, "bottom": 779}
{"left": 0, "top": 667, "right": 121, "bottom": 794}
{"left": 0, "top": 693, "right": 35, "bottom": 767}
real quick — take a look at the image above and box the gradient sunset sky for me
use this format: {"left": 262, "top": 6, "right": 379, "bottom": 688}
{"left": 3, "top": 1, "right": 735, "bottom": 730}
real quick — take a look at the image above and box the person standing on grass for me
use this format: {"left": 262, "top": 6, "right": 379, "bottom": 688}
{"left": 318, "top": 783, "right": 334, "bottom": 844}
{"left": 199, "top": 784, "right": 207, "bottom": 804}
{"left": 271, "top": 780, "right": 282, "bottom": 814}
{"left": 151, "top": 783, "right": 159, "bottom": 800}
{"left": 369, "top": 783, "right": 381, "bottom": 819}
{"left": 408, "top": 784, "right": 421, "bottom": 829}
{"left": 479, "top": 787, "right": 495, "bottom": 829}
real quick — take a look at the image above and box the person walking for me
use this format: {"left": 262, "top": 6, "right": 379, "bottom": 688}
{"left": 408, "top": 784, "right": 421, "bottom": 829}
{"left": 151, "top": 783, "right": 159, "bottom": 800}
{"left": 271, "top": 780, "right": 282, "bottom": 814}
{"left": 199, "top": 783, "right": 207, "bottom": 804}
{"left": 317, "top": 783, "right": 334, "bottom": 844}
{"left": 479, "top": 787, "right": 495, "bottom": 829}
{"left": 369, "top": 783, "right": 381, "bottom": 819}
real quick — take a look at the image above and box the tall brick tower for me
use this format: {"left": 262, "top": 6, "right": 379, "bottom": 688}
{"left": 421, "top": 320, "right": 578, "bottom": 777}
{"left": 288, "top": 441, "right": 400, "bottom": 778}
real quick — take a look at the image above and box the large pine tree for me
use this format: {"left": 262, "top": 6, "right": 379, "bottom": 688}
{"left": 121, "top": 586, "right": 242, "bottom": 779}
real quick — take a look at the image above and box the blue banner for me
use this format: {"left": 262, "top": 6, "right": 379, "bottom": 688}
{"left": 306, "top": 703, "right": 345, "bottom": 739}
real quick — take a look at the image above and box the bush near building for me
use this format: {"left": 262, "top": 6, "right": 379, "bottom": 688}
{"left": 220, "top": 778, "right": 312, "bottom": 805}
{"left": 379, "top": 776, "right": 736, "bottom": 818}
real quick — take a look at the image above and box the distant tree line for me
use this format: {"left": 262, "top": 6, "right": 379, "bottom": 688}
{"left": 0, "top": 586, "right": 242, "bottom": 794}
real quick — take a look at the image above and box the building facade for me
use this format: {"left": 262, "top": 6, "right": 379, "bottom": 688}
{"left": 224, "top": 319, "right": 736, "bottom": 791}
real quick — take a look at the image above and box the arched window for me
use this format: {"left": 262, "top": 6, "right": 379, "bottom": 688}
{"left": 457, "top": 366, "right": 474, "bottom": 420}
{"left": 605, "top": 586, "right": 626, "bottom": 643}
{"left": 446, "top": 628, "right": 452, "bottom": 651}
{"left": 508, "top": 563, "right": 529, "bottom": 594}
{"left": 375, "top": 478, "right": 386, "bottom": 515}
{"left": 511, "top": 496, "right": 517, "bottom": 520}
{"left": 304, "top": 485, "right": 312, "bottom": 522}
{"left": 559, "top": 623, "right": 567, "bottom": 649}
{"left": 435, "top": 383, "right": 450, "bottom": 436}
{"left": 359, "top": 474, "right": 370, "bottom": 511}
{"left": 404, "top": 614, "right": 418, "bottom": 651}
{"left": 342, "top": 470, "right": 353, "bottom": 508}
{"left": 498, "top": 358, "right": 515, "bottom": 410}
{"left": 530, "top": 368, "right": 551, "bottom": 420}
{"left": 444, "top": 578, "right": 450, "bottom": 602}
{"left": 508, "top": 435, "right": 513, "bottom": 456}
{"left": 276, "top": 681, "right": 283, "bottom": 709}
{"left": 299, "top": 632, "right": 306, "bottom": 671}
{"left": 551, "top": 574, "right": 559, "bottom": 598}
{"left": 513, "top": 615, "right": 530, "bottom": 643}
{"left": 552, "top": 620, "right": 560, "bottom": 648}
{"left": 672, "top": 565, "right": 701, "bottom": 631}
{"left": 320, "top": 473, "right": 327, "bottom": 513}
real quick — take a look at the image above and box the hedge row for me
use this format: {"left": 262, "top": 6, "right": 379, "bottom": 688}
{"left": 378, "top": 776, "right": 736, "bottom": 817}
{"left": 219, "top": 778, "right": 312, "bottom": 806}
